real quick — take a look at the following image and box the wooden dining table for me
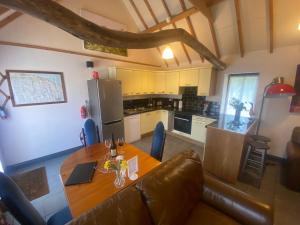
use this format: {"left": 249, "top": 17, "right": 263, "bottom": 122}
{"left": 60, "top": 143, "right": 160, "bottom": 218}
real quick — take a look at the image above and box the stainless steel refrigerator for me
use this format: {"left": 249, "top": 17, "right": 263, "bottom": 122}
{"left": 87, "top": 79, "right": 124, "bottom": 141}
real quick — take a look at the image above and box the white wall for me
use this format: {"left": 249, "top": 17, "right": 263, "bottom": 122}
{"left": 212, "top": 45, "right": 300, "bottom": 158}
{"left": 0, "top": 44, "right": 159, "bottom": 167}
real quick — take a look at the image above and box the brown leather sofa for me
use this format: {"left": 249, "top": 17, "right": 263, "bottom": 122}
{"left": 67, "top": 151, "right": 273, "bottom": 225}
{"left": 286, "top": 127, "right": 300, "bottom": 191}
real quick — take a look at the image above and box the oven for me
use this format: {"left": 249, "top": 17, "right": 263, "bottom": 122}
{"left": 174, "top": 113, "right": 192, "bottom": 134}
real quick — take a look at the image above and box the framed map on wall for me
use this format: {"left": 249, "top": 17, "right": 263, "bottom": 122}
{"left": 6, "top": 70, "right": 67, "bottom": 107}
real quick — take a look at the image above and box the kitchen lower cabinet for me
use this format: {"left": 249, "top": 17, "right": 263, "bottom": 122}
{"left": 140, "top": 110, "right": 169, "bottom": 135}
{"left": 160, "top": 110, "right": 169, "bottom": 130}
{"left": 191, "top": 116, "right": 216, "bottom": 143}
{"left": 124, "top": 115, "right": 141, "bottom": 143}
{"left": 140, "top": 112, "right": 156, "bottom": 135}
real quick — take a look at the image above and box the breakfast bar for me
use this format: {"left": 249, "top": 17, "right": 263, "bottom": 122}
{"left": 203, "top": 114, "right": 257, "bottom": 184}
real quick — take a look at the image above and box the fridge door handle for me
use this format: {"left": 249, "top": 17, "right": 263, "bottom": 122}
{"left": 103, "top": 119, "right": 122, "bottom": 125}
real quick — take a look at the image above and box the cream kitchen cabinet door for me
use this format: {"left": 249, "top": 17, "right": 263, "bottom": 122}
{"left": 153, "top": 71, "right": 165, "bottom": 94}
{"left": 160, "top": 110, "right": 169, "bottom": 130}
{"left": 124, "top": 115, "right": 141, "bottom": 143}
{"left": 147, "top": 71, "right": 155, "bottom": 94}
{"left": 116, "top": 68, "right": 132, "bottom": 96}
{"left": 179, "top": 69, "right": 199, "bottom": 87}
{"left": 165, "top": 71, "right": 179, "bottom": 94}
{"left": 140, "top": 112, "right": 157, "bottom": 134}
{"left": 197, "top": 68, "right": 216, "bottom": 96}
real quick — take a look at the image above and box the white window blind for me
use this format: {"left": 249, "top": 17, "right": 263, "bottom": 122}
{"left": 225, "top": 74, "right": 258, "bottom": 117}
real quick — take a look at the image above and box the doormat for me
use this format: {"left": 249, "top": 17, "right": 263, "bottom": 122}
{"left": 12, "top": 167, "right": 49, "bottom": 201}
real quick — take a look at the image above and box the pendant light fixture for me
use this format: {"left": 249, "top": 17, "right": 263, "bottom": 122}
{"left": 162, "top": 46, "right": 174, "bottom": 59}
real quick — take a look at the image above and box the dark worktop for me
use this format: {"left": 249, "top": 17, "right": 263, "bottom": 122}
{"left": 124, "top": 107, "right": 218, "bottom": 119}
{"left": 207, "top": 114, "right": 256, "bottom": 134}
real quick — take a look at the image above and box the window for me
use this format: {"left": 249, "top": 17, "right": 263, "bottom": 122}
{"left": 224, "top": 74, "right": 258, "bottom": 118}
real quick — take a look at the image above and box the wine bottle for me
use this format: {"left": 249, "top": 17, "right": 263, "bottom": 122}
{"left": 110, "top": 133, "right": 117, "bottom": 157}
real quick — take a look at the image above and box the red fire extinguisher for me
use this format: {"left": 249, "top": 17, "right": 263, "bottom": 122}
{"left": 80, "top": 105, "right": 87, "bottom": 119}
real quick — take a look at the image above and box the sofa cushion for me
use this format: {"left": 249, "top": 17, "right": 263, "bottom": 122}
{"left": 136, "top": 150, "right": 203, "bottom": 225}
{"left": 66, "top": 186, "right": 152, "bottom": 225}
{"left": 185, "top": 202, "right": 241, "bottom": 225}
{"left": 291, "top": 127, "right": 300, "bottom": 145}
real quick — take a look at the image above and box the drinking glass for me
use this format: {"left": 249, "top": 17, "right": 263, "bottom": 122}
{"left": 98, "top": 139, "right": 112, "bottom": 174}
{"left": 117, "top": 137, "right": 125, "bottom": 155}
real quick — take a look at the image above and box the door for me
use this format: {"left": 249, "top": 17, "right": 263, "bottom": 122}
{"left": 153, "top": 72, "right": 165, "bottom": 94}
{"left": 174, "top": 113, "right": 192, "bottom": 134}
{"left": 116, "top": 68, "right": 131, "bottom": 96}
{"left": 197, "top": 68, "right": 215, "bottom": 96}
{"left": 179, "top": 69, "right": 199, "bottom": 86}
{"left": 165, "top": 71, "right": 179, "bottom": 94}
{"left": 101, "top": 121, "right": 124, "bottom": 141}
{"left": 98, "top": 79, "right": 123, "bottom": 123}
{"left": 124, "top": 115, "right": 141, "bottom": 143}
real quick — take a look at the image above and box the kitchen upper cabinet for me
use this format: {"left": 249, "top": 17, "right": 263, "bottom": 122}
{"left": 153, "top": 72, "right": 165, "bottom": 94}
{"left": 197, "top": 68, "right": 216, "bottom": 96}
{"left": 165, "top": 71, "right": 179, "bottom": 94}
{"left": 179, "top": 69, "right": 199, "bottom": 87}
{"left": 124, "top": 115, "right": 141, "bottom": 143}
{"left": 116, "top": 68, "right": 132, "bottom": 96}
{"left": 113, "top": 67, "right": 215, "bottom": 97}
{"left": 147, "top": 71, "right": 155, "bottom": 94}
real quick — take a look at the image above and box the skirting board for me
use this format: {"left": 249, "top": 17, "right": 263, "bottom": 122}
{"left": 5, "top": 145, "right": 83, "bottom": 175}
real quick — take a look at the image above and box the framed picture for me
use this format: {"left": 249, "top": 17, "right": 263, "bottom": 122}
{"left": 6, "top": 70, "right": 67, "bottom": 107}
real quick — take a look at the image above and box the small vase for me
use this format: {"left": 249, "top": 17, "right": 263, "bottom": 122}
{"left": 114, "top": 170, "right": 125, "bottom": 188}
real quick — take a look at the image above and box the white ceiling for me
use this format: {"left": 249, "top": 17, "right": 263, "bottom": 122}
{"left": 122, "top": 0, "right": 300, "bottom": 66}
{"left": 0, "top": 0, "right": 299, "bottom": 68}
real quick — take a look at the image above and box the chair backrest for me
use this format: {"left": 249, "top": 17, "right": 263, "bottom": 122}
{"left": 84, "top": 119, "right": 99, "bottom": 146}
{"left": 0, "top": 172, "right": 46, "bottom": 225}
{"left": 150, "top": 122, "right": 166, "bottom": 161}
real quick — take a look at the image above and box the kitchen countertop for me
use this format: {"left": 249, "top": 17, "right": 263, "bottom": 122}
{"left": 207, "top": 114, "right": 256, "bottom": 134}
{"left": 124, "top": 107, "right": 218, "bottom": 119}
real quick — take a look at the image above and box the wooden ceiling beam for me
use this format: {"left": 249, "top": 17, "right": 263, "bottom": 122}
{"left": 0, "top": 11, "right": 22, "bottom": 29}
{"left": 0, "top": 6, "right": 9, "bottom": 15}
{"left": 189, "top": 0, "right": 213, "bottom": 22}
{"left": 206, "top": 0, "right": 225, "bottom": 7}
{"left": 128, "top": 0, "right": 168, "bottom": 67}
{"left": 234, "top": 0, "right": 244, "bottom": 57}
{"left": 161, "top": 0, "right": 192, "bottom": 64}
{"left": 208, "top": 20, "right": 220, "bottom": 58}
{"left": 143, "top": 7, "right": 199, "bottom": 33}
{"left": 0, "top": 0, "right": 226, "bottom": 69}
{"left": 269, "top": 0, "right": 274, "bottom": 53}
{"left": 179, "top": 0, "right": 204, "bottom": 62}
{"left": 189, "top": 0, "right": 220, "bottom": 58}
{"left": 144, "top": 0, "right": 180, "bottom": 66}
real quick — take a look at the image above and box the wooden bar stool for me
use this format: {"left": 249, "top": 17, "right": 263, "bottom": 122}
{"left": 242, "top": 140, "right": 270, "bottom": 178}
{"left": 250, "top": 135, "right": 271, "bottom": 143}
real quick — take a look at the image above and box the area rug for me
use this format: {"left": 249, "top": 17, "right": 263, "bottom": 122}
{"left": 12, "top": 167, "right": 49, "bottom": 201}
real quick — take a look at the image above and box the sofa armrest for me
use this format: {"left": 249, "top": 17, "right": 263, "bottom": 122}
{"left": 202, "top": 174, "right": 273, "bottom": 225}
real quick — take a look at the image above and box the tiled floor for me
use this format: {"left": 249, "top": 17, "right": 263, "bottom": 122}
{"left": 6, "top": 134, "right": 300, "bottom": 224}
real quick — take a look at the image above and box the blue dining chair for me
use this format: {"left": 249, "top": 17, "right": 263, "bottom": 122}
{"left": 80, "top": 119, "right": 100, "bottom": 146}
{"left": 0, "top": 172, "right": 72, "bottom": 225}
{"left": 150, "top": 122, "right": 166, "bottom": 162}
